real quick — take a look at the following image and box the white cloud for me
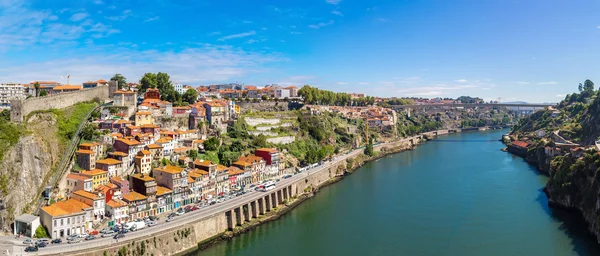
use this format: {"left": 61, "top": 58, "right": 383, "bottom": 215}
{"left": 93, "top": 0, "right": 103, "bottom": 4}
{"left": 597, "top": 25, "right": 600, "bottom": 29}
{"left": 208, "top": 31, "right": 221, "bottom": 36}
{"left": 105, "top": 10, "right": 132, "bottom": 21}
{"left": 336, "top": 82, "right": 348, "bottom": 85}
{"left": 331, "top": 10, "right": 343, "bottom": 16}
{"left": 218, "top": 30, "right": 256, "bottom": 41}
{"left": 308, "top": 20, "right": 334, "bottom": 29}
{"left": 144, "top": 16, "right": 159, "bottom": 22}
{"left": 455, "top": 79, "right": 468, "bottom": 83}
{"left": 277, "top": 76, "right": 315, "bottom": 86}
{"left": 70, "top": 12, "right": 88, "bottom": 22}
{"left": 246, "top": 38, "right": 267, "bottom": 44}
{"left": 515, "top": 81, "right": 530, "bottom": 85}
{"left": 358, "top": 82, "right": 370, "bottom": 85}
{"left": 0, "top": 45, "right": 286, "bottom": 84}
{"left": 290, "top": 31, "right": 302, "bottom": 35}
{"left": 376, "top": 18, "right": 388, "bottom": 23}
{"left": 242, "top": 20, "right": 252, "bottom": 24}
{"left": 556, "top": 94, "right": 565, "bottom": 98}
{"left": 261, "top": 27, "right": 267, "bottom": 30}
{"left": 326, "top": 0, "right": 341, "bottom": 4}
{"left": 537, "top": 81, "right": 558, "bottom": 85}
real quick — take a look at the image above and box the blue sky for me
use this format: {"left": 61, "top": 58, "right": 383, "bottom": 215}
{"left": 1, "top": 0, "right": 600, "bottom": 102}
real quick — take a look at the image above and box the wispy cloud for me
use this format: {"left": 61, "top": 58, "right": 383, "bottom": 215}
{"left": 246, "top": 38, "right": 267, "bottom": 44}
{"left": 208, "top": 31, "right": 221, "bottom": 36}
{"left": 455, "top": 79, "right": 468, "bottom": 83}
{"left": 514, "top": 81, "right": 530, "bottom": 85}
{"left": 70, "top": 12, "right": 88, "bottom": 22}
{"left": 290, "top": 31, "right": 302, "bottom": 35}
{"left": 277, "top": 76, "right": 315, "bottom": 86}
{"left": 144, "top": 16, "right": 159, "bottom": 22}
{"left": 308, "top": 20, "right": 334, "bottom": 29}
{"left": 597, "top": 25, "right": 600, "bottom": 29}
{"left": 336, "top": 82, "right": 348, "bottom": 85}
{"left": 376, "top": 18, "right": 388, "bottom": 23}
{"left": 331, "top": 10, "right": 343, "bottom": 16}
{"left": 0, "top": 45, "right": 286, "bottom": 84}
{"left": 537, "top": 81, "right": 558, "bottom": 85}
{"left": 326, "top": 0, "right": 341, "bottom": 4}
{"left": 556, "top": 94, "right": 565, "bottom": 98}
{"left": 93, "top": 0, "right": 103, "bottom": 4}
{"left": 105, "top": 10, "right": 132, "bottom": 21}
{"left": 358, "top": 82, "right": 370, "bottom": 85}
{"left": 218, "top": 30, "right": 256, "bottom": 41}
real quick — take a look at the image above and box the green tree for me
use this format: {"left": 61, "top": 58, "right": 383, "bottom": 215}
{"left": 364, "top": 138, "right": 374, "bottom": 156}
{"left": 188, "top": 150, "right": 199, "bottom": 160}
{"left": 110, "top": 74, "right": 127, "bottom": 89}
{"left": 34, "top": 82, "right": 40, "bottom": 97}
{"left": 0, "top": 110, "right": 10, "bottom": 122}
{"left": 182, "top": 89, "right": 198, "bottom": 104}
{"left": 140, "top": 73, "right": 157, "bottom": 92}
{"left": 39, "top": 90, "right": 48, "bottom": 97}
{"left": 253, "top": 134, "right": 267, "bottom": 148}
{"left": 34, "top": 225, "right": 50, "bottom": 238}
{"left": 81, "top": 123, "right": 95, "bottom": 140}
{"left": 203, "top": 137, "right": 220, "bottom": 151}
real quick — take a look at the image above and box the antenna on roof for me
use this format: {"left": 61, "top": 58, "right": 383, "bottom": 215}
{"left": 61, "top": 74, "right": 71, "bottom": 85}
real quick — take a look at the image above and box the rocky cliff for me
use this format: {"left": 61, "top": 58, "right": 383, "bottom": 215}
{"left": 0, "top": 113, "right": 63, "bottom": 233}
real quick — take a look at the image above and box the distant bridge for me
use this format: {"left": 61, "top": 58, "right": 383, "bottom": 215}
{"left": 391, "top": 103, "right": 556, "bottom": 110}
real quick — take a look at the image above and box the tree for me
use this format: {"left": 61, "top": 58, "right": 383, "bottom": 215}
{"left": 203, "top": 137, "right": 220, "bottom": 151}
{"left": 34, "top": 225, "right": 50, "bottom": 238}
{"left": 140, "top": 73, "right": 157, "bottom": 92}
{"left": 261, "top": 95, "right": 268, "bottom": 101}
{"left": 34, "top": 82, "right": 40, "bottom": 97}
{"left": 81, "top": 124, "right": 95, "bottom": 140}
{"left": 188, "top": 150, "right": 199, "bottom": 160}
{"left": 110, "top": 74, "right": 127, "bottom": 89}
{"left": 364, "top": 138, "right": 374, "bottom": 156}
{"left": 583, "top": 79, "right": 595, "bottom": 94}
{"left": 253, "top": 134, "right": 268, "bottom": 148}
{"left": 182, "top": 89, "right": 198, "bottom": 104}
{"left": 39, "top": 90, "right": 48, "bottom": 97}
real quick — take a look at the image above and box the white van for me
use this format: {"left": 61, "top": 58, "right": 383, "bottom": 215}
{"left": 261, "top": 184, "right": 276, "bottom": 192}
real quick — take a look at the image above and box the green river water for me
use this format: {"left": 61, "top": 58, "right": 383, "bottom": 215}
{"left": 191, "top": 130, "right": 600, "bottom": 256}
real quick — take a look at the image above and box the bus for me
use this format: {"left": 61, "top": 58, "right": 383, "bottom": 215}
{"left": 261, "top": 184, "right": 276, "bottom": 192}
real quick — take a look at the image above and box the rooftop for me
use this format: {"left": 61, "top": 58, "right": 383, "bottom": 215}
{"left": 41, "top": 199, "right": 91, "bottom": 217}
{"left": 72, "top": 190, "right": 100, "bottom": 200}
{"left": 96, "top": 158, "right": 122, "bottom": 165}
{"left": 155, "top": 165, "right": 184, "bottom": 174}
{"left": 122, "top": 191, "right": 147, "bottom": 202}
{"left": 80, "top": 169, "right": 108, "bottom": 177}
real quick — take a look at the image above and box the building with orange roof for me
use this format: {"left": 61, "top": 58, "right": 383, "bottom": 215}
{"left": 129, "top": 173, "right": 157, "bottom": 206}
{"left": 0, "top": 82, "right": 27, "bottom": 110}
{"left": 66, "top": 173, "right": 92, "bottom": 193}
{"left": 71, "top": 190, "right": 105, "bottom": 220}
{"left": 135, "top": 150, "right": 153, "bottom": 175}
{"left": 96, "top": 158, "right": 123, "bottom": 177}
{"left": 194, "top": 159, "right": 217, "bottom": 178}
{"left": 145, "top": 143, "right": 164, "bottom": 162}
{"left": 106, "top": 199, "right": 129, "bottom": 224}
{"left": 80, "top": 169, "right": 109, "bottom": 190}
{"left": 52, "top": 84, "right": 83, "bottom": 94}
{"left": 215, "top": 165, "right": 230, "bottom": 196}
{"left": 155, "top": 136, "right": 174, "bottom": 156}
{"left": 153, "top": 165, "right": 188, "bottom": 207}
{"left": 121, "top": 191, "right": 149, "bottom": 219}
{"left": 95, "top": 184, "right": 115, "bottom": 203}
{"left": 255, "top": 148, "right": 280, "bottom": 166}
{"left": 156, "top": 186, "right": 174, "bottom": 214}
{"left": 40, "top": 198, "right": 93, "bottom": 239}
{"left": 134, "top": 111, "right": 153, "bottom": 126}
{"left": 76, "top": 149, "right": 95, "bottom": 171}
{"left": 113, "top": 89, "right": 137, "bottom": 106}
{"left": 114, "top": 138, "right": 144, "bottom": 166}
{"left": 110, "top": 176, "right": 129, "bottom": 194}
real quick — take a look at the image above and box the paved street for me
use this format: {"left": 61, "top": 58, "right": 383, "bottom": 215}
{"left": 7, "top": 141, "right": 392, "bottom": 256}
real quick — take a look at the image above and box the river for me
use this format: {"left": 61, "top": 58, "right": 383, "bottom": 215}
{"left": 191, "top": 130, "right": 600, "bottom": 256}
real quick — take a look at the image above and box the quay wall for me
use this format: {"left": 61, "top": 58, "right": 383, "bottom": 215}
{"left": 10, "top": 86, "right": 110, "bottom": 122}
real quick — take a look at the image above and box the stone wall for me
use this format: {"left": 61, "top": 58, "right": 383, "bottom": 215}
{"left": 10, "top": 86, "right": 110, "bottom": 122}
{"left": 236, "top": 101, "right": 304, "bottom": 113}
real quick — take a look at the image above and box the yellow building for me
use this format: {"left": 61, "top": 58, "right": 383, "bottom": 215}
{"left": 80, "top": 169, "right": 109, "bottom": 190}
{"left": 135, "top": 111, "right": 154, "bottom": 126}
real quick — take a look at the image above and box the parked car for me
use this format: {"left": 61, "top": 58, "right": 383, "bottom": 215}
{"left": 147, "top": 221, "right": 157, "bottom": 227}
{"left": 191, "top": 205, "right": 199, "bottom": 211}
{"left": 68, "top": 238, "right": 81, "bottom": 244}
{"left": 114, "top": 233, "right": 125, "bottom": 239}
{"left": 24, "top": 246, "right": 38, "bottom": 252}
{"left": 35, "top": 238, "right": 50, "bottom": 246}
{"left": 101, "top": 230, "right": 116, "bottom": 238}
{"left": 85, "top": 235, "right": 96, "bottom": 241}
{"left": 22, "top": 238, "right": 34, "bottom": 245}
{"left": 88, "top": 230, "right": 99, "bottom": 236}
{"left": 149, "top": 216, "right": 159, "bottom": 221}
{"left": 166, "top": 217, "right": 174, "bottom": 222}
{"left": 209, "top": 201, "right": 217, "bottom": 205}
{"left": 119, "top": 228, "right": 129, "bottom": 234}
{"left": 51, "top": 238, "right": 62, "bottom": 244}
{"left": 176, "top": 209, "right": 184, "bottom": 216}
{"left": 37, "top": 241, "right": 47, "bottom": 248}
{"left": 283, "top": 174, "right": 292, "bottom": 179}
{"left": 101, "top": 227, "right": 113, "bottom": 233}
{"left": 66, "top": 234, "right": 78, "bottom": 241}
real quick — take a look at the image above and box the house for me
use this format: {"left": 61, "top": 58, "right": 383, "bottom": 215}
{"left": 114, "top": 138, "right": 143, "bottom": 166}
{"left": 544, "top": 147, "right": 562, "bottom": 158}
{"left": 129, "top": 173, "right": 157, "bottom": 202}
{"left": 75, "top": 149, "right": 95, "bottom": 171}
{"left": 95, "top": 184, "right": 115, "bottom": 203}
{"left": 255, "top": 148, "right": 280, "bottom": 166}
{"left": 153, "top": 165, "right": 189, "bottom": 207}
{"left": 113, "top": 90, "right": 137, "bottom": 108}
{"left": 274, "top": 88, "right": 291, "bottom": 99}
{"left": 156, "top": 186, "right": 174, "bottom": 214}
{"left": 13, "top": 214, "right": 40, "bottom": 238}
{"left": 105, "top": 199, "right": 129, "bottom": 224}
{"left": 40, "top": 199, "right": 93, "bottom": 239}
{"left": 121, "top": 192, "right": 149, "bottom": 220}
{"left": 285, "top": 86, "right": 298, "bottom": 97}
{"left": 215, "top": 165, "right": 230, "bottom": 196}
{"left": 66, "top": 174, "right": 93, "bottom": 193}
{"left": 228, "top": 167, "right": 249, "bottom": 188}
{"left": 188, "top": 169, "right": 211, "bottom": 200}
{"left": 53, "top": 85, "right": 83, "bottom": 94}
{"left": 135, "top": 111, "right": 154, "bottom": 126}
{"left": 145, "top": 144, "right": 164, "bottom": 163}
{"left": 234, "top": 155, "right": 267, "bottom": 183}
{"left": 107, "top": 151, "right": 130, "bottom": 175}
{"left": 96, "top": 158, "right": 123, "bottom": 177}
{"left": 194, "top": 159, "right": 217, "bottom": 179}
{"left": 70, "top": 190, "right": 105, "bottom": 221}
{"left": 156, "top": 137, "right": 175, "bottom": 156}
{"left": 80, "top": 169, "right": 109, "bottom": 190}
{"left": 134, "top": 150, "right": 153, "bottom": 175}
{"left": 570, "top": 147, "right": 585, "bottom": 158}
{"left": 203, "top": 101, "right": 227, "bottom": 125}
{"left": 110, "top": 176, "right": 130, "bottom": 195}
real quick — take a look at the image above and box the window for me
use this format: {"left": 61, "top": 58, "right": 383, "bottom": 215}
{"left": 53, "top": 220, "right": 56, "bottom": 227}
{"left": 67, "top": 218, "right": 70, "bottom": 225}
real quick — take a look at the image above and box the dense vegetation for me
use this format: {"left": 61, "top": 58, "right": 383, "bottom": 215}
{"left": 0, "top": 110, "right": 27, "bottom": 162}
{"left": 298, "top": 85, "right": 375, "bottom": 106}
{"left": 456, "top": 96, "right": 484, "bottom": 104}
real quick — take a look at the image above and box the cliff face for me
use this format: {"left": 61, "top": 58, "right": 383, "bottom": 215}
{"left": 0, "top": 113, "right": 62, "bottom": 233}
